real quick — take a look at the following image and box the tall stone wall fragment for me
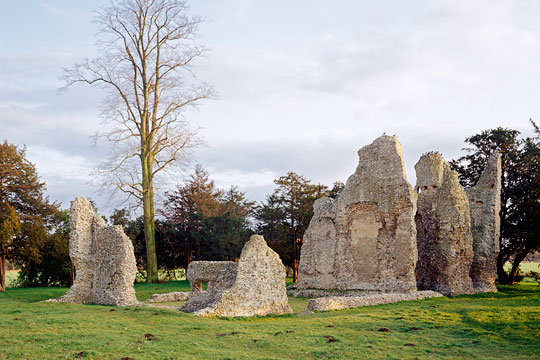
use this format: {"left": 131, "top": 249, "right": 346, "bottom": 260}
{"left": 415, "top": 153, "right": 474, "bottom": 296}
{"left": 57, "top": 197, "right": 97, "bottom": 304}
{"left": 296, "top": 197, "right": 337, "bottom": 289}
{"left": 55, "top": 197, "right": 138, "bottom": 306}
{"left": 466, "top": 152, "right": 501, "bottom": 293}
{"left": 188, "top": 235, "right": 293, "bottom": 317}
{"left": 297, "top": 135, "right": 418, "bottom": 292}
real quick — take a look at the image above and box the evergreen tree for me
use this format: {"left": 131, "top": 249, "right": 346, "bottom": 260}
{"left": 451, "top": 121, "right": 540, "bottom": 284}
{"left": 256, "top": 172, "right": 329, "bottom": 282}
{"left": 0, "top": 141, "right": 62, "bottom": 290}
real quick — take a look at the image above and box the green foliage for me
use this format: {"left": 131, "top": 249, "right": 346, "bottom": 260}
{"left": 15, "top": 209, "right": 72, "bottom": 287}
{"left": 126, "top": 166, "right": 255, "bottom": 276}
{"left": 0, "top": 284, "right": 539, "bottom": 359}
{"left": 161, "top": 166, "right": 255, "bottom": 266}
{"left": 255, "top": 172, "right": 338, "bottom": 281}
{"left": 0, "top": 140, "right": 69, "bottom": 290}
{"left": 451, "top": 121, "right": 540, "bottom": 285}
{"left": 109, "top": 208, "right": 130, "bottom": 227}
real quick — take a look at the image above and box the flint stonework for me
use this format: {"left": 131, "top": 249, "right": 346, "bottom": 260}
{"left": 415, "top": 153, "right": 474, "bottom": 296}
{"left": 147, "top": 292, "right": 190, "bottom": 303}
{"left": 185, "top": 235, "right": 292, "bottom": 317}
{"left": 307, "top": 291, "right": 443, "bottom": 311}
{"left": 297, "top": 135, "right": 418, "bottom": 292}
{"left": 54, "top": 197, "right": 138, "bottom": 306}
{"left": 180, "top": 261, "right": 238, "bottom": 313}
{"left": 466, "top": 152, "right": 502, "bottom": 293}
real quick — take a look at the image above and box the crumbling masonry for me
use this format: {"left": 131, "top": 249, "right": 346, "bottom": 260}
{"left": 53, "top": 197, "right": 138, "bottom": 306}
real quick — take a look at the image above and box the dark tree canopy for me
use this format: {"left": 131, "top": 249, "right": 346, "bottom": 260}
{"left": 162, "top": 166, "right": 254, "bottom": 266}
{"left": 0, "top": 141, "right": 69, "bottom": 290}
{"left": 255, "top": 172, "right": 332, "bottom": 282}
{"left": 451, "top": 121, "right": 540, "bottom": 285}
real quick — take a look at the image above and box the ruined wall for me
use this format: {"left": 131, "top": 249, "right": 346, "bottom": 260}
{"left": 190, "top": 235, "right": 292, "bottom": 317}
{"left": 296, "top": 197, "right": 337, "bottom": 289}
{"left": 297, "top": 135, "right": 418, "bottom": 292}
{"left": 466, "top": 152, "right": 501, "bottom": 293}
{"left": 180, "top": 261, "right": 238, "bottom": 313}
{"left": 55, "top": 197, "right": 138, "bottom": 306}
{"left": 415, "top": 153, "right": 474, "bottom": 296}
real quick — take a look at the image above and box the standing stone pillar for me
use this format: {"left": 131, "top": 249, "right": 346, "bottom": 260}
{"left": 415, "top": 153, "right": 474, "bottom": 296}
{"left": 466, "top": 152, "right": 502, "bottom": 293}
{"left": 54, "top": 197, "right": 139, "bottom": 306}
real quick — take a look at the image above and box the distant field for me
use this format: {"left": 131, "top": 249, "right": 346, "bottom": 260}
{"left": 5, "top": 271, "right": 19, "bottom": 288}
{"left": 504, "top": 262, "right": 540, "bottom": 274}
{"left": 0, "top": 281, "right": 539, "bottom": 359}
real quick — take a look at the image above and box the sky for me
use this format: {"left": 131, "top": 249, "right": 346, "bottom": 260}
{"left": 1, "top": 0, "right": 539, "bottom": 215}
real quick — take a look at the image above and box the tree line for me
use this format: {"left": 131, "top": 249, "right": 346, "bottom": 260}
{"left": 1, "top": 122, "right": 539, "bottom": 290}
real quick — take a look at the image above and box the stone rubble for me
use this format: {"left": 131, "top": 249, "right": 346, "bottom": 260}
{"left": 147, "top": 291, "right": 190, "bottom": 303}
{"left": 415, "top": 153, "right": 474, "bottom": 296}
{"left": 53, "top": 197, "right": 138, "bottom": 306}
{"left": 184, "top": 235, "right": 292, "bottom": 317}
{"left": 307, "top": 291, "right": 443, "bottom": 311}
{"left": 466, "top": 153, "right": 502, "bottom": 293}
{"left": 297, "top": 135, "right": 418, "bottom": 292}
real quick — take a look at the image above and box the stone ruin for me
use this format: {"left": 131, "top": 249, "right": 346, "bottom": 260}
{"left": 466, "top": 153, "right": 502, "bottom": 293}
{"left": 52, "top": 197, "right": 138, "bottom": 307}
{"left": 415, "top": 152, "right": 502, "bottom": 295}
{"left": 294, "top": 135, "right": 501, "bottom": 308}
{"left": 180, "top": 261, "right": 238, "bottom": 313}
{"left": 147, "top": 292, "right": 190, "bottom": 303}
{"left": 297, "top": 135, "right": 418, "bottom": 292}
{"left": 414, "top": 153, "right": 474, "bottom": 296}
{"left": 182, "top": 235, "right": 292, "bottom": 317}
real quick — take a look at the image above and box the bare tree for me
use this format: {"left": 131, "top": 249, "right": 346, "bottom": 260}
{"left": 62, "top": 0, "right": 214, "bottom": 282}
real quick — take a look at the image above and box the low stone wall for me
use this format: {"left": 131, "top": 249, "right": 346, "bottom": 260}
{"left": 147, "top": 292, "right": 190, "bottom": 303}
{"left": 307, "top": 291, "right": 443, "bottom": 311}
{"left": 288, "top": 288, "right": 382, "bottom": 298}
{"left": 180, "top": 261, "right": 238, "bottom": 313}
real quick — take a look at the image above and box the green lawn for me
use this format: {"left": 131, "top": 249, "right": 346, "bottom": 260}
{"left": 1, "top": 282, "right": 539, "bottom": 359}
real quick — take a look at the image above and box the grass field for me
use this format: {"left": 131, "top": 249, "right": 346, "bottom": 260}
{"left": 1, "top": 282, "right": 539, "bottom": 359}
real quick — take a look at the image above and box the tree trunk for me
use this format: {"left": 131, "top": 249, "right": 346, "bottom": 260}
{"left": 508, "top": 251, "right": 529, "bottom": 285}
{"left": 292, "top": 237, "right": 303, "bottom": 283}
{"left": 0, "top": 253, "right": 6, "bottom": 292}
{"left": 292, "top": 258, "right": 298, "bottom": 283}
{"left": 496, "top": 252, "right": 509, "bottom": 285}
{"left": 142, "top": 155, "right": 158, "bottom": 283}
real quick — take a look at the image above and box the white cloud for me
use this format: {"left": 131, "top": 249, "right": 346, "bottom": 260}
{"left": 2, "top": 0, "right": 540, "bottom": 212}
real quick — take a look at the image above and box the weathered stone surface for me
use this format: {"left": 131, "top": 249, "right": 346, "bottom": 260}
{"left": 147, "top": 291, "right": 190, "bottom": 303}
{"left": 296, "top": 197, "right": 338, "bottom": 289}
{"left": 180, "top": 261, "right": 237, "bottom": 313}
{"left": 307, "top": 291, "right": 443, "bottom": 311}
{"left": 415, "top": 153, "right": 474, "bottom": 296}
{"left": 297, "top": 135, "right": 418, "bottom": 292}
{"left": 54, "top": 197, "right": 138, "bottom": 306}
{"left": 466, "top": 153, "right": 502, "bottom": 293}
{"left": 186, "top": 235, "right": 292, "bottom": 317}
{"left": 288, "top": 288, "right": 385, "bottom": 298}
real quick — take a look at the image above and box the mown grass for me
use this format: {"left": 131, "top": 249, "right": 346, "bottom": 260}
{"left": 1, "top": 282, "right": 539, "bottom": 359}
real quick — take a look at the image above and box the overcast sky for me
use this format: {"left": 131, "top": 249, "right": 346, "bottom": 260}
{"left": 1, "top": 0, "right": 539, "bottom": 215}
